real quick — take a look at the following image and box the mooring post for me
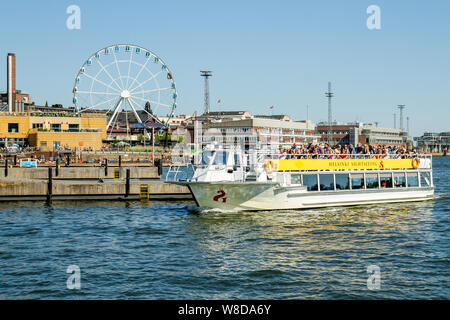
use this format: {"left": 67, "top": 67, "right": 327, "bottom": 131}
{"left": 104, "top": 158, "right": 108, "bottom": 176}
{"left": 47, "top": 167, "right": 53, "bottom": 203}
{"left": 14, "top": 155, "right": 17, "bottom": 166}
{"left": 158, "top": 158, "right": 163, "bottom": 176}
{"left": 119, "top": 155, "right": 122, "bottom": 168}
{"left": 55, "top": 158, "right": 59, "bottom": 177}
{"left": 4, "top": 158, "right": 8, "bottom": 177}
{"left": 125, "top": 168, "right": 130, "bottom": 198}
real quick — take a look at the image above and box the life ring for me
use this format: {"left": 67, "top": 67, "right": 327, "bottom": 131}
{"left": 412, "top": 158, "right": 420, "bottom": 169}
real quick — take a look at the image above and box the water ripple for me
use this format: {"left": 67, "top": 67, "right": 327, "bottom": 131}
{"left": 0, "top": 158, "right": 449, "bottom": 299}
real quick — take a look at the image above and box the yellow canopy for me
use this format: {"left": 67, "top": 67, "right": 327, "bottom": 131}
{"left": 265, "top": 158, "right": 416, "bottom": 171}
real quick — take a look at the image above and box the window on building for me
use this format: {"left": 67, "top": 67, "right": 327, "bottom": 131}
{"left": 335, "top": 174, "right": 350, "bottom": 190}
{"left": 68, "top": 124, "right": 79, "bottom": 132}
{"left": 366, "top": 174, "right": 379, "bottom": 189}
{"left": 394, "top": 173, "right": 406, "bottom": 187}
{"left": 351, "top": 174, "right": 364, "bottom": 189}
{"left": 380, "top": 174, "right": 393, "bottom": 188}
{"left": 407, "top": 173, "right": 419, "bottom": 187}
{"left": 319, "top": 174, "right": 334, "bottom": 191}
{"left": 8, "top": 123, "right": 19, "bottom": 133}
{"left": 303, "top": 174, "right": 318, "bottom": 191}
{"left": 32, "top": 123, "right": 43, "bottom": 129}
{"left": 51, "top": 123, "right": 61, "bottom": 132}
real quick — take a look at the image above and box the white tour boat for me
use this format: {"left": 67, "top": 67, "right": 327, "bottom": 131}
{"left": 168, "top": 148, "right": 434, "bottom": 211}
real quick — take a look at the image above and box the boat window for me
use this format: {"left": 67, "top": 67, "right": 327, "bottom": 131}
{"left": 350, "top": 174, "right": 364, "bottom": 189}
{"left": 303, "top": 174, "right": 318, "bottom": 191}
{"left": 212, "top": 152, "right": 228, "bottom": 165}
{"left": 233, "top": 154, "right": 241, "bottom": 166}
{"left": 335, "top": 174, "right": 350, "bottom": 190}
{"left": 407, "top": 173, "right": 419, "bottom": 187}
{"left": 319, "top": 174, "right": 334, "bottom": 191}
{"left": 201, "top": 152, "right": 213, "bottom": 165}
{"left": 420, "top": 172, "right": 431, "bottom": 187}
{"left": 394, "top": 173, "right": 406, "bottom": 187}
{"left": 365, "top": 174, "right": 379, "bottom": 189}
{"left": 380, "top": 174, "right": 393, "bottom": 188}
{"left": 291, "top": 174, "right": 302, "bottom": 185}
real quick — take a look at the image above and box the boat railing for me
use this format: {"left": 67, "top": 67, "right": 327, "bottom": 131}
{"left": 258, "top": 153, "right": 433, "bottom": 161}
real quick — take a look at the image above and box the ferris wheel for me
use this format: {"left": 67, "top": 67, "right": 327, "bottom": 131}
{"left": 72, "top": 44, "right": 177, "bottom": 136}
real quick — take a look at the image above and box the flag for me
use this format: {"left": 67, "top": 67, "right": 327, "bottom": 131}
{"left": 217, "top": 99, "right": 221, "bottom": 103}
{"left": 270, "top": 105, "right": 274, "bottom": 110}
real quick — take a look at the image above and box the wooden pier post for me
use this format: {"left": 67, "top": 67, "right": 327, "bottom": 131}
{"left": 4, "top": 158, "right": 8, "bottom": 177}
{"left": 55, "top": 158, "right": 59, "bottom": 177}
{"left": 47, "top": 167, "right": 53, "bottom": 203}
{"left": 125, "top": 168, "right": 130, "bottom": 198}
{"left": 104, "top": 158, "right": 108, "bottom": 176}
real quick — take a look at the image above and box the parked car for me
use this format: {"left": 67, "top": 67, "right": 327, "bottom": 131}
{"left": 6, "top": 144, "right": 20, "bottom": 153}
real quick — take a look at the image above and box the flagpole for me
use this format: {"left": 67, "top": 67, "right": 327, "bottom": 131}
{"left": 152, "top": 118, "right": 154, "bottom": 165}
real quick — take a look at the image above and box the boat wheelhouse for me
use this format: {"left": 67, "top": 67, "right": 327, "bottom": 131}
{"left": 168, "top": 148, "right": 434, "bottom": 211}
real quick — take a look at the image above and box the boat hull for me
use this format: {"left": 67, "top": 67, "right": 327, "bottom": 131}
{"left": 185, "top": 182, "right": 435, "bottom": 211}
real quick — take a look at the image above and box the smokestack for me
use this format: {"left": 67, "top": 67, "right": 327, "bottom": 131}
{"left": 7, "top": 53, "right": 16, "bottom": 113}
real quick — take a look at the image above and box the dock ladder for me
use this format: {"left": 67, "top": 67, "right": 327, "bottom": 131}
{"left": 139, "top": 184, "right": 149, "bottom": 201}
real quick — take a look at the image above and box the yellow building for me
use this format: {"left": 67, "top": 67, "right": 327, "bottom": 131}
{"left": 0, "top": 112, "right": 107, "bottom": 151}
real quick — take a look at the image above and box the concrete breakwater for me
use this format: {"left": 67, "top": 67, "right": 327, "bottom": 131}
{"left": 0, "top": 166, "right": 192, "bottom": 201}
{"left": 1, "top": 166, "right": 159, "bottom": 180}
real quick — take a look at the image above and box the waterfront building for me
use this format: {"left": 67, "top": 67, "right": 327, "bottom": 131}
{"left": 316, "top": 122, "right": 411, "bottom": 147}
{"left": 201, "top": 116, "right": 319, "bottom": 149}
{"left": 104, "top": 112, "right": 190, "bottom": 145}
{"left": 414, "top": 132, "right": 450, "bottom": 152}
{"left": 0, "top": 110, "right": 106, "bottom": 151}
{"left": 197, "top": 111, "right": 253, "bottom": 122}
{"left": 358, "top": 125, "right": 411, "bottom": 146}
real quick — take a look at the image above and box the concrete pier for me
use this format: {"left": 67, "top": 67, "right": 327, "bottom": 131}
{"left": 0, "top": 166, "right": 192, "bottom": 201}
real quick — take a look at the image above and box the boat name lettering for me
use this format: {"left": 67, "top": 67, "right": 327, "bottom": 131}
{"left": 328, "top": 160, "right": 379, "bottom": 168}
{"left": 213, "top": 190, "right": 227, "bottom": 203}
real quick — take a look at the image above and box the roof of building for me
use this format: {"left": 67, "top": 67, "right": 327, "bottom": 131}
{"left": 205, "top": 111, "right": 248, "bottom": 116}
{"left": 209, "top": 117, "right": 313, "bottom": 130}
{"left": 111, "top": 110, "right": 152, "bottom": 126}
{"left": 130, "top": 122, "right": 165, "bottom": 129}
{"left": 254, "top": 114, "right": 291, "bottom": 121}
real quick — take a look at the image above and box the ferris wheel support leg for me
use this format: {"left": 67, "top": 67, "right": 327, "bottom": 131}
{"left": 107, "top": 98, "right": 124, "bottom": 130}
{"left": 128, "top": 98, "right": 153, "bottom": 141}
{"left": 126, "top": 98, "right": 143, "bottom": 124}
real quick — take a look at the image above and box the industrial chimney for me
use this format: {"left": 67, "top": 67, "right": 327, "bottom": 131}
{"left": 7, "top": 53, "right": 16, "bottom": 113}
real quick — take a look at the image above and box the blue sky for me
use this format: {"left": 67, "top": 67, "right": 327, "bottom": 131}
{"left": 0, "top": 0, "right": 449, "bottom": 136}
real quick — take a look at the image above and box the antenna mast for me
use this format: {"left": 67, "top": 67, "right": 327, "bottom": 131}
{"left": 398, "top": 104, "right": 405, "bottom": 131}
{"left": 325, "top": 82, "right": 334, "bottom": 146}
{"left": 200, "top": 70, "right": 212, "bottom": 115}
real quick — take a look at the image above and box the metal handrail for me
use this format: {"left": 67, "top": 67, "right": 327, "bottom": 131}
{"left": 258, "top": 153, "right": 432, "bottom": 160}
